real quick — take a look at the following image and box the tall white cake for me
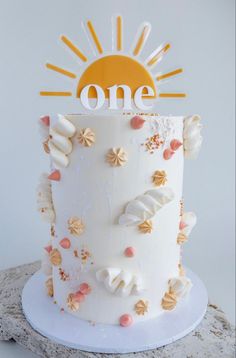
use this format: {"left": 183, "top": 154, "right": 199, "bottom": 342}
{"left": 38, "top": 113, "right": 202, "bottom": 326}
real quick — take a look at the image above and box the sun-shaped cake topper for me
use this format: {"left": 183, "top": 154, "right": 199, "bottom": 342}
{"left": 40, "top": 15, "right": 186, "bottom": 111}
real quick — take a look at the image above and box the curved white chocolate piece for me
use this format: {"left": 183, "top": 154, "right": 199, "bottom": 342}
{"left": 183, "top": 115, "right": 203, "bottom": 159}
{"left": 181, "top": 212, "right": 197, "bottom": 236}
{"left": 118, "top": 187, "right": 174, "bottom": 226}
{"left": 96, "top": 268, "right": 145, "bottom": 297}
{"left": 49, "top": 129, "right": 72, "bottom": 155}
{"left": 55, "top": 114, "right": 76, "bottom": 137}
{"left": 37, "top": 173, "right": 55, "bottom": 223}
{"left": 168, "top": 276, "right": 192, "bottom": 299}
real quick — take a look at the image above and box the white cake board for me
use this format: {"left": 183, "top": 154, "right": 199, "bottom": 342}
{"left": 22, "top": 268, "right": 208, "bottom": 354}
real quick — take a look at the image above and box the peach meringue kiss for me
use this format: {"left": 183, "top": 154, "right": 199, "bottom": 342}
{"left": 40, "top": 115, "right": 50, "bottom": 127}
{"left": 74, "top": 291, "right": 85, "bottom": 302}
{"left": 170, "top": 139, "right": 182, "bottom": 151}
{"left": 79, "top": 282, "right": 91, "bottom": 295}
{"left": 119, "top": 314, "right": 133, "bottom": 327}
{"left": 130, "top": 116, "right": 145, "bottom": 129}
{"left": 124, "top": 247, "right": 135, "bottom": 257}
{"left": 163, "top": 148, "right": 175, "bottom": 160}
{"left": 59, "top": 238, "right": 71, "bottom": 249}
{"left": 44, "top": 245, "right": 52, "bottom": 253}
{"left": 179, "top": 221, "right": 187, "bottom": 230}
{"left": 48, "top": 170, "right": 61, "bottom": 181}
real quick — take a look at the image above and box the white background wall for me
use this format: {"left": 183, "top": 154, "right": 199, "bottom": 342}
{"left": 0, "top": 0, "right": 235, "bottom": 336}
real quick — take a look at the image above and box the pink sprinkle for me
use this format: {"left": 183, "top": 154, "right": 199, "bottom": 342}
{"left": 79, "top": 282, "right": 91, "bottom": 295}
{"left": 44, "top": 245, "right": 52, "bottom": 253}
{"left": 124, "top": 247, "right": 135, "bottom": 257}
{"left": 163, "top": 148, "right": 175, "bottom": 160}
{"left": 170, "top": 139, "right": 182, "bottom": 151}
{"left": 130, "top": 116, "right": 145, "bottom": 129}
{"left": 59, "top": 238, "right": 71, "bottom": 249}
{"left": 74, "top": 291, "right": 85, "bottom": 302}
{"left": 119, "top": 314, "right": 133, "bottom": 327}
{"left": 179, "top": 221, "right": 187, "bottom": 230}
{"left": 40, "top": 115, "right": 50, "bottom": 127}
{"left": 48, "top": 170, "right": 61, "bottom": 181}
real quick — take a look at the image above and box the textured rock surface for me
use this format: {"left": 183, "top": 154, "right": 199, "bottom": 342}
{"left": 0, "top": 261, "right": 235, "bottom": 358}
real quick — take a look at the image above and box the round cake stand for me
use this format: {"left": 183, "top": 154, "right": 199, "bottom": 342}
{"left": 22, "top": 268, "right": 208, "bottom": 354}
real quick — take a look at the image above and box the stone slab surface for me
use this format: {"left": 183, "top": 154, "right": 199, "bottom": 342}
{"left": 0, "top": 261, "right": 235, "bottom": 358}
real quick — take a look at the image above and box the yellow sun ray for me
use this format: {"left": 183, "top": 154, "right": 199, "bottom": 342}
{"left": 40, "top": 91, "right": 72, "bottom": 96}
{"left": 46, "top": 63, "right": 77, "bottom": 79}
{"left": 159, "top": 93, "right": 186, "bottom": 98}
{"left": 157, "top": 68, "right": 183, "bottom": 81}
{"left": 147, "top": 43, "right": 171, "bottom": 67}
{"left": 117, "top": 16, "right": 123, "bottom": 51}
{"left": 87, "top": 21, "right": 103, "bottom": 54}
{"left": 61, "top": 35, "right": 87, "bottom": 62}
{"left": 133, "top": 24, "right": 150, "bottom": 56}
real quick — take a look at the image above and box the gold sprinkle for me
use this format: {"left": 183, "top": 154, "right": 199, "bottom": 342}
{"left": 45, "top": 277, "right": 54, "bottom": 297}
{"left": 67, "top": 293, "right": 80, "bottom": 312}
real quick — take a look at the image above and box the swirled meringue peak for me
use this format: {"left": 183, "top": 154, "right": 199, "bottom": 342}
{"left": 118, "top": 187, "right": 174, "bottom": 226}
{"left": 49, "top": 115, "right": 76, "bottom": 168}
{"left": 183, "top": 115, "right": 203, "bottom": 159}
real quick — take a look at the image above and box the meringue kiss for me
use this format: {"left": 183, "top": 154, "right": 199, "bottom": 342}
{"left": 130, "top": 116, "right": 145, "bottom": 129}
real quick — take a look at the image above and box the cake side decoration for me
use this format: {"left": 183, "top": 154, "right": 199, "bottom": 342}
{"left": 118, "top": 187, "right": 174, "bottom": 226}
{"left": 152, "top": 170, "right": 167, "bottom": 186}
{"left": 68, "top": 217, "right": 85, "bottom": 237}
{"left": 177, "top": 211, "right": 197, "bottom": 245}
{"left": 138, "top": 220, "right": 153, "bottom": 234}
{"left": 183, "top": 115, "right": 202, "bottom": 159}
{"left": 134, "top": 300, "right": 149, "bottom": 315}
{"left": 45, "top": 277, "right": 54, "bottom": 297}
{"left": 106, "top": 147, "right": 128, "bottom": 167}
{"left": 37, "top": 173, "right": 55, "bottom": 223}
{"left": 161, "top": 277, "right": 192, "bottom": 311}
{"left": 49, "top": 248, "right": 62, "bottom": 266}
{"left": 48, "top": 115, "right": 76, "bottom": 168}
{"left": 96, "top": 268, "right": 144, "bottom": 297}
{"left": 78, "top": 128, "right": 96, "bottom": 147}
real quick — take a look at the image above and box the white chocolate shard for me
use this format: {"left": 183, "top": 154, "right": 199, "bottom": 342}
{"left": 183, "top": 115, "right": 203, "bottom": 159}
{"left": 96, "top": 268, "right": 145, "bottom": 297}
{"left": 168, "top": 276, "right": 192, "bottom": 299}
{"left": 118, "top": 187, "right": 174, "bottom": 226}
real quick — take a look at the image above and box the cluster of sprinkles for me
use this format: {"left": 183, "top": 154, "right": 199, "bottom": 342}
{"left": 142, "top": 133, "right": 164, "bottom": 154}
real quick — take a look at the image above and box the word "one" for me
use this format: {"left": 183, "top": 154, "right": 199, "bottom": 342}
{"left": 80, "top": 84, "right": 155, "bottom": 111}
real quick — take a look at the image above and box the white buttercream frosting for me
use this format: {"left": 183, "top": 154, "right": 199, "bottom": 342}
{"left": 118, "top": 187, "right": 175, "bottom": 226}
{"left": 96, "top": 268, "right": 145, "bottom": 297}
{"left": 181, "top": 211, "right": 197, "bottom": 236}
{"left": 37, "top": 173, "right": 55, "bottom": 223}
{"left": 168, "top": 276, "right": 192, "bottom": 299}
{"left": 183, "top": 115, "right": 203, "bottom": 159}
{"left": 49, "top": 114, "right": 76, "bottom": 168}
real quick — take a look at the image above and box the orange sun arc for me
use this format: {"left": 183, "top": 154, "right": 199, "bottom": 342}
{"left": 76, "top": 55, "right": 157, "bottom": 99}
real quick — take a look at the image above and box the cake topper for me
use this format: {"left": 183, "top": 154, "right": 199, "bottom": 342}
{"left": 40, "top": 15, "right": 185, "bottom": 111}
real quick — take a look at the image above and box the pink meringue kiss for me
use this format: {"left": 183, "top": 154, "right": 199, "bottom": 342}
{"left": 48, "top": 170, "right": 61, "bottom": 181}
{"left": 79, "top": 282, "right": 91, "bottom": 295}
{"left": 130, "top": 116, "right": 145, "bottom": 129}
{"left": 44, "top": 245, "right": 52, "bottom": 253}
{"left": 163, "top": 148, "right": 175, "bottom": 160}
{"left": 124, "top": 247, "right": 135, "bottom": 257}
{"left": 170, "top": 139, "right": 182, "bottom": 151}
{"left": 179, "top": 221, "right": 187, "bottom": 230}
{"left": 59, "top": 238, "right": 71, "bottom": 249}
{"left": 74, "top": 291, "right": 85, "bottom": 302}
{"left": 40, "top": 115, "right": 50, "bottom": 127}
{"left": 119, "top": 314, "right": 133, "bottom": 327}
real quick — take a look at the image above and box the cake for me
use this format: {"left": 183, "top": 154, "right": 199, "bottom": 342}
{"left": 38, "top": 113, "right": 202, "bottom": 326}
